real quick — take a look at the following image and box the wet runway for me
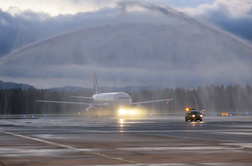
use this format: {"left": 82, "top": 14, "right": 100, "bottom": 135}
{"left": 0, "top": 115, "right": 252, "bottom": 165}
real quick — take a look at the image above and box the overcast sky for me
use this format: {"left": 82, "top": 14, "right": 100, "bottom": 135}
{"left": 1, "top": 0, "right": 252, "bottom": 55}
{"left": 0, "top": 0, "right": 252, "bottom": 88}
{"left": 1, "top": 0, "right": 251, "bottom": 15}
{"left": 0, "top": 0, "right": 218, "bottom": 16}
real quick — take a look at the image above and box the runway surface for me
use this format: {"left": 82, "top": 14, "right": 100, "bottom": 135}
{"left": 0, "top": 115, "right": 252, "bottom": 165}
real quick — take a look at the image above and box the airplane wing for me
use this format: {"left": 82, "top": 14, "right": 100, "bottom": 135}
{"left": 35, "top": 100, "right": 106, "bottom": 106}
{"left": 132, "top": 98, "right": 173, "bottom": 104}
{"left": 70, "top": 96, "right": 93, "bottom": 99}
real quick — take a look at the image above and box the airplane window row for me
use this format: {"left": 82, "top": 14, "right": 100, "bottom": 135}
{"left": 118, "top": 97, "right": 130, "bottom": 100}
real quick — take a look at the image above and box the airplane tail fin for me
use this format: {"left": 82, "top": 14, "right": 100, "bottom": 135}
{"left": 93, "top": 71, "right": 100, "bottom": 94}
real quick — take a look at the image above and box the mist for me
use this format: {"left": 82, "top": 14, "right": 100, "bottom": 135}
{"left": 0, "top": 1, "right": 252, "bottom": 89}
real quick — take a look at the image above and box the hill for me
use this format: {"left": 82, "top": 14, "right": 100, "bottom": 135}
{"left": 0, "top": 80, "right": 34, "bottom": 90}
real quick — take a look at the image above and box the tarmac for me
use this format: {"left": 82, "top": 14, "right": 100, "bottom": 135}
{"left": 0, "top": 115, "right": 252, "bottom": 166}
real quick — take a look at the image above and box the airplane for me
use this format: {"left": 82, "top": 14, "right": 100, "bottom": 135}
{"left": 36, "top": 71, "right": 173, "bottom": 118}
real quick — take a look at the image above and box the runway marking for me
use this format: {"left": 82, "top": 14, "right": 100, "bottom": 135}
{"left": 118, "top": 146, "right": 242, "bottom": 151}
{"left": 91, "top": 164, "right": 252, "bottom": 166}
{"left": 221, "top": 143, "right": 252, "bottom": 149}
{"left": 221, "top": 132, "right": 252, "bottom": 135}
{"left": 137, "top": 133, "right": 239, "bottom": 143}
{"left": 0, "top": 129, "right": 143, "bottom": 165}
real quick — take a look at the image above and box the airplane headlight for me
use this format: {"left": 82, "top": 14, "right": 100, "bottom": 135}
{"left": 130, "top": 110, "right": 135, "bottom": 115}
{"left": 119, "top": 109, "right": 125, "bottom": 115}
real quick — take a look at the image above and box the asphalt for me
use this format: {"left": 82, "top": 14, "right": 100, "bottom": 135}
{"left": 0, "top": 115, "right": 252, "bottom": 166}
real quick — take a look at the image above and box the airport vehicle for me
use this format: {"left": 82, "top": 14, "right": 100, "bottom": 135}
{"left": 185, "top": 110, "right": 202, "bottom": 122}
{"left": 36, "top": 71, "right": 173, "bottom": 117}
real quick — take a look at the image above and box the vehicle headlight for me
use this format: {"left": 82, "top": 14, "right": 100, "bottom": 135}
{"left": 192, "top": 115, "right": 195, "bottom": 117}
{"left": 200, "top": 115, "right": 203, "bottom": 117}
{"left": 119, "top": 109, "right": 125, "bottom": 115}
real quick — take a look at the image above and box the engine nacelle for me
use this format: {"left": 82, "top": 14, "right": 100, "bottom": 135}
{"left": 135, "top": 105, "right": 146, "bottom": 116}
{"left": 86, "top": 106, "right": 98, "bottom": 118}
{"left": 136, "top": 105, "right": 145, "bottom": 110}
{"left": 86, "top": 106, "right": 95, "bottom": 112}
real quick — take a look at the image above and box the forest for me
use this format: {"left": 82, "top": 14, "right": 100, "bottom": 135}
{"left": 0, "top": 84, "right": 251, "bottom": 114}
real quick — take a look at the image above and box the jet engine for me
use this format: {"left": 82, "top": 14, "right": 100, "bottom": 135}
{"left": 86, "top": 106, "right": 98, "bottom": 118}
{"left": 136, "top": 105, "right": 145, "bottom": 110}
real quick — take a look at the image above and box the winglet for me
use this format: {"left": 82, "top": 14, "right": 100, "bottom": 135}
{"left": 93, "top": 71, "right": 100, "bottom": 94}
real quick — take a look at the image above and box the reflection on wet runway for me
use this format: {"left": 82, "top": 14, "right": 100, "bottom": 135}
{"left": 0, "top": 115, "right": 252, "bottom": 165}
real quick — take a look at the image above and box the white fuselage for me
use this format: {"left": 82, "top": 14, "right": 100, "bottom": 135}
{"left": 93, "top": 92, "right": 132, "bottom": 106}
